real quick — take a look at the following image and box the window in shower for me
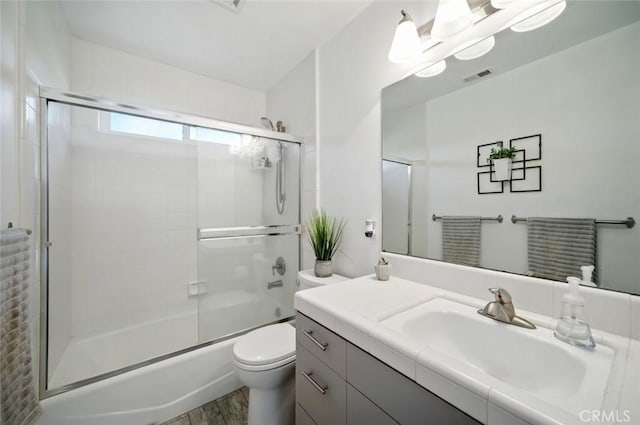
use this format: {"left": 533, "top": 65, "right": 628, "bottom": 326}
{"left": 107, "top": 112, "right": 185, "bottom": 140}
{"left": 43, "top": 99, "right": 300, "bottom": 395}
{"left": 190, "top": 126, "right": 239, "bottom": 146}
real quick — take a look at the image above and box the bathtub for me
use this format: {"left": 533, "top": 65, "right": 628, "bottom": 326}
{"left": 37, "top": 289, "right": 292, "bottom": 425}
{"left": 37, "top": 336, "right": 243, "bottom": 425}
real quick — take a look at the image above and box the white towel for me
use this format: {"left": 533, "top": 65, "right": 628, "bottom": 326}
{"left": 1, "top": 228, "right": 41, "bottom": 425}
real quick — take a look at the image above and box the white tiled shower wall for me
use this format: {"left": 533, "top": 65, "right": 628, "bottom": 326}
{"left": 0, "top": 0, "right": 71, "bottom": 391}
{"left": 64, "top": 108, "right": 200, "bottom": 338}
{"left": 46, "top": 103, "right": 73, "bottom": 378}
{"left": 47, "top": 40, "right": 296, "bottom": 374}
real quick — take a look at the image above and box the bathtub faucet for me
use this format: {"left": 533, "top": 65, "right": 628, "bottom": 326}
{"left": 267, "top": 279, "right": 283, "bottom": 289}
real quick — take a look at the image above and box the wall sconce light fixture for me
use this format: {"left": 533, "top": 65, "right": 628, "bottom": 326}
{"left": 388, "top": 0, "right": 567, "bottom": 78}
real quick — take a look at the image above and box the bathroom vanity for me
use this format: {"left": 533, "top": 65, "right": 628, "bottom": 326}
{"left": 294, "top": 272, "right": 639, "bottom": 425}
{"left": 295, "top": 312, "right": 479, "bottom": 425}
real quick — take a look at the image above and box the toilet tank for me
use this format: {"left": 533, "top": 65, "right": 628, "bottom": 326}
{"left": 297, "top": 269, "right": 348, "bottom": 291}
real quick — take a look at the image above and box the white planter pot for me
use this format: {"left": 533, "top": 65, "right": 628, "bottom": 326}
{"left": 375, "top": 264, "right": 391, "bottom": 281}
{"left": 314, "top": 260, "right": 333, "bottom": 278}
{"left": 493, "top": 158, "right": 512, "bottom": 181}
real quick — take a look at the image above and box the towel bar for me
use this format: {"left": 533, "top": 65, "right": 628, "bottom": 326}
{"left": 432, "top": 214, "right": 503, "bottom": 223}
{"left": 510, "top": 215, "right": 635, "bottom": 229}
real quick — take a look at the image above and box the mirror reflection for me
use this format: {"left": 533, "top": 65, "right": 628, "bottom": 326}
{"left": 381, "top": 1, "right": 640, "bottom": 295}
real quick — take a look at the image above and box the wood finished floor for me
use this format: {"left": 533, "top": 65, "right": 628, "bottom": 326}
{"left": 160, "top": 387, "right": 249, "bottom": 425}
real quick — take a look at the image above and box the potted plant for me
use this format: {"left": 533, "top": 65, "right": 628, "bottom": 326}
{"left": 375, "top": 257, "right": 391, "bottom": 281}
{"left": 305, "top": 209, "right": 346, "bottom": 278}
{"left": 488, "top": 146, "right": 516, "bottom": 181}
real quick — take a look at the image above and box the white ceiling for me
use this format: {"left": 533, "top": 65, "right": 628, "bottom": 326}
{"left": 59, "top": 0, "right": 372, "bottom": 91}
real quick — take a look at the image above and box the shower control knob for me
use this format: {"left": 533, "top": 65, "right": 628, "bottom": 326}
{"left": 272, "top": 256, "right": 286, "bottom": 276}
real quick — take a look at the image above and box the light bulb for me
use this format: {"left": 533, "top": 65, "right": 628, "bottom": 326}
{"left": 414, "top": 60, "right": 447, "bottom": 78}
{"left": 510, "top": 0, "right": 566, "bottom": 33}
{"left": 454, "top": 36, "right": 496, "bottom": 60}
{"left": 431, "top": 0, "right": 473, "bottom": 41}
{"left": 388, "top": 10, "right": 422, "bottom": 64}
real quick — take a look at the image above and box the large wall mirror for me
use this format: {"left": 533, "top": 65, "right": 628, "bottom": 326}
{"left": 381, "top": 1, "right": 640, "bottom": 295}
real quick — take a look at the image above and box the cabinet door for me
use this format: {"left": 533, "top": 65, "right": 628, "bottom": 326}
{"left": 346, "top": 343, "right": 479, "bottom": 425}
{"left": 347, "top": 384, "right": 398, "bottom": 425}
{"left": 296, "top": 343, "right": 346, "bottom": 425}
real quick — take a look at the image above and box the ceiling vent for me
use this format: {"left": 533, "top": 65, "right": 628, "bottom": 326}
{"left": 210, "top": 0, "right": 243, "bottom": 13}
{"left": 464, "top": 68, "right": 493, "bottom": 83}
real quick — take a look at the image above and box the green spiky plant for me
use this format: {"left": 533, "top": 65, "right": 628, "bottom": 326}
{"left": 488, "top": 146, "right": 517, "bottom": 161}
{"left": 305, "top": 210, "right": 346, "bottom": 261}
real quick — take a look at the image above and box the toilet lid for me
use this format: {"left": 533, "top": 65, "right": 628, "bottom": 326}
{"left": 233, "top": 323, "right": 296, "bottom": 366}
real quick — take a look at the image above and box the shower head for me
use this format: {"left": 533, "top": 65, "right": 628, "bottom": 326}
{"left": 260, "top": 117, "right": 275, "bottom": 131}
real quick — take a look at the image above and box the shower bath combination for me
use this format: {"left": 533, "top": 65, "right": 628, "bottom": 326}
{"left": 39, "top": 90, "right": 301, "bottom": 424}
{"left": 262, "top": 117, "right": 287, "bottom": 215}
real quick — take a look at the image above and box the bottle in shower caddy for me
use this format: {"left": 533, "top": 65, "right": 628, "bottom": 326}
{"left": 554, "top": 276, "right": 595, "bottom": 349}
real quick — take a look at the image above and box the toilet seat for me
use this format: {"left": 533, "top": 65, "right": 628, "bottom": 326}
{"left": 233, "top": 323, "right": 296, "bottom": 371}
{"left": 234, "top": 354, "right": 296, "bottom": 372}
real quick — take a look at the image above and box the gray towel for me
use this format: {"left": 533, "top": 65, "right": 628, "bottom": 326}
{"left": 442, "top": 216, "right": 481, "bottom": 267}
{"left": 1, "top": 229, "right": 41, "bottom": 425}
{"left": 527, "top": 217, "right": 597, "bottom": 285}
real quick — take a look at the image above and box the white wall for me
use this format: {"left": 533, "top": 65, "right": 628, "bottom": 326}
{"left": 420, "top": 21, "right": 640, "bottom": 292}
{"left": 1, "top": 0, "right": 71, "bottom": 391}
{"left": 317, "top": 1, "right": 435, "bottom": 277}
{"left": 71, "top": 38, "right": 266, "bottom": 127}
{"left": 382, "top": 101, "right": 427, "bottom": 162}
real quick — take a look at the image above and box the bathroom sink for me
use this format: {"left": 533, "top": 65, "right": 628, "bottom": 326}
{"left": 379, "top": 298, "right": 615, "bottom": 416}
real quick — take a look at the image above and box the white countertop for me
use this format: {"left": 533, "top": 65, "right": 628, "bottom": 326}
{"left": 294, "top": 275, "right": 638, "bottom": 425}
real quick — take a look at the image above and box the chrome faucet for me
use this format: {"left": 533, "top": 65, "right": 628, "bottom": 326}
{"left": 477, "top": 288, "right": 536, "bottom": 329}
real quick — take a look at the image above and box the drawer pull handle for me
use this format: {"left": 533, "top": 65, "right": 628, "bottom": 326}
{"left": 302, "top": 371, "right": 327, "bottom": 395}
{"left": 303, "top": 330, "right": 328, "bottom": 351}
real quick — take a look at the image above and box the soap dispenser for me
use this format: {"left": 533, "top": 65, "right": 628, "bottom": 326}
{"left": 554, "top": 277, "right": 595, "bottom": 349}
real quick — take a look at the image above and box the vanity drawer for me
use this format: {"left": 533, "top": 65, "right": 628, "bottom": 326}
{"left": 296, "top": 343, "right": 346, "bottom": 425}
{"left": 346, "top": 343, "right": 479, "bottom": 425}
{"left": 296, "top": 403, "right": 317, "bottom": 425}
{"left": 296, "top": 312, "right": 346, "bottom": 377}
{"left": 347, "top": 383, "right": 398, "bottom": 425}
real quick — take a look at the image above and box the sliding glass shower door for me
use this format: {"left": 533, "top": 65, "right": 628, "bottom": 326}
{"left": 195, "top": 129, "right": 300, "bottom": 343}
{"left": 44, "top": 98, "right": 300, "bottom": 394}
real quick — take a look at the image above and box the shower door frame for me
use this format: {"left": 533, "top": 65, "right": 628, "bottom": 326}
{"left": 38, "top": 87, "right": 303, "bottom": 399}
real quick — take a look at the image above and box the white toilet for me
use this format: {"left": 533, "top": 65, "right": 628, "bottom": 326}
{"left": 233, "top": 269, "right": 347, "bottom": 425}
